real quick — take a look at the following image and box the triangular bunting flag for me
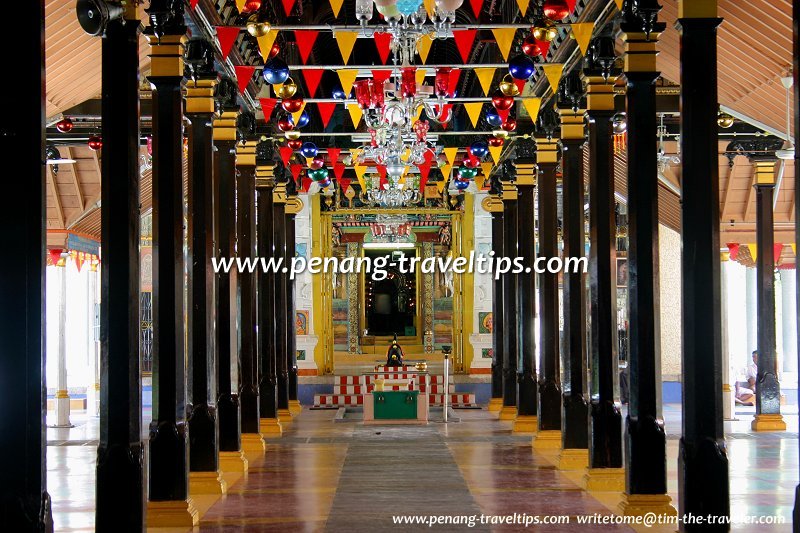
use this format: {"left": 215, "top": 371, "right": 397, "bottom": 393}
{"left": 302, "top": 69, "right": 324, "bottom": 97}
{"left": 327, "top": 148, "right": 341, "bottom": 164}
{"left": 329, "top": 0, "right": 345, "bottom": 17}
{"left": 475, "top": 175, "right": 486, "bottom": 190}
{"left": 259, "top": 98, "right": 278, "bottom": 121}
{"left": 190, "top": 0, "right": 199, "bottom": 9}
{"left": 440, "top": 104, "right": 454, "bottom": 129}
{"left": 347, "top": 103, "right": 363, "bottom": 127}
{"left": 447, "top": 69, "right": 461, "bottom": 97}
{"left": 374, "top": 32, "right": 393, "bottom": 64}
{"left": 474, "top": 68, "right": 496, "bottom": 96}
{"left": 497, "top": 107, "right": 510, "bottom": 122}
{"left": 302, "top": 176, "right": 312, "bottom": 192}
{"left": 469, "top": 0, "right": 482, "bottom": 18}
{"left": 491, "top": 28, "right": 516, "bottom": 61}
{"left": 537, "top": 38, "right": 551, "bottom": 58}
{"left": 333, "top": 164, "right": 346, "bottom": 183}
{"left": 452, "top": 30, "right": 477, "bottom": 63}
{"left": 335, "top": 31, "right": 358, "bottom": 63}
{"left": 464, "top": 102, "right": 484, "bottom": 128}
{"left": 436, "top": 180, "right": 447, "bottom": 193}
{"left": 522, "top": 98, "right": 542, "bottom": 122}
{"left": 377, "top": 165, "right": 387, "bottom": 189}
{"left": 279, "top": 146, "right": 293, "bottom": 166}
{"left": 317, "top": 102, "right": 337, "bottom": 128}
{"left": 423, "top": 0, "right": 436, "bottom": 17}
{"left": 234, "top": 66, "right": 256, "bottom": 94}
{"left": 515, "top": 0, "right": 530, "bottom": 14}
{"left": 418, "top": 162, "right": 431, "bottom": 187}
{"left": 337, "top": 70, "right": 359, "bottom": 97}
{"left": 749, "top": 244, "right": 757, "bottom": 261}
{"left": 443, "top": 147, "right": 458, "bottom": 166}
{"left": 216, "top": 26, "right": 240, "bottom": 61}
{"left": 272, "top": 83, "right": 283, "bottom": 97}
{"left": 566, "top": 0, "right": 577, "bottom": 11}
{"left": 514, "top": 78, "right": 527, "bottom": 95}
{"left": 295, "top": 30, "right": 319, "bottom": 64}
{"left": 481, "top": 162, "right": 493, "bottom": 179}
{"left": 614, "top": 0, "right": 623, "bottom": 9}
{"left": 372, "top": 69, "right": 392, "bottom": 85}
{"left": 235, "top": 0, "right": 246, "bottom": 12}
{"left": 256, "top": 30, "right": 279, "bottom": 60}
{"left": 354, "top": 164, "right": 368, "bottom": 189}
{"left": 542, "top": 63, "right": 564, "bottom": 94}
{"left": 571, "top": 23, "right": 594, "bottom": 56}
{"left": 792, "top": 243, "right": 797, "bottom": 257}
{"left": 338, "top": 177, "right": 351, "bottom": 192}
{"left": 415, "top": 68, "right": 427, "bottom": 88}
{"left": 417, "top": 34, "right": 434, "bottom": 64}
{"left": 282, "top": 0, "right": 296, "bottom": 16}
{"left": 440, "top": 164, "right": 453, "bottom": 181}
{"left": 291, "top": 103, "right": 307, "bottom": 126}
{"left": 290, "top": 164, "right": 303, "bottom": 183}
{"left": 489, "top": 145, "right": 503, "bottom": 164}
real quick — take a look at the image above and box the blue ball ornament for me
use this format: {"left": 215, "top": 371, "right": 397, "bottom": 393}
{"left": 486, "top": 111, "right": 503, "bottom": 128}
{"left": 300, "top": 142, "right": 318, "bottom": 159}
{"left": 508, "top": 54, "right": 535, "bottom": 81}
{"left": 332, "top": 88, "right": 347, "bottom": 99}
{"left": 295, "top": 110, "right": 310, "bottom": 128}
{"left": 454, "top": 178, "right": 470, "bottom": 191}
{"left": 263, "top": 58, "right": 290, "bottom": 85}
{"left": 318, "top": 177, "right": 332, "bottom": 188}
{"left": 469, "top": 141, "right": 489, "bottom": 159}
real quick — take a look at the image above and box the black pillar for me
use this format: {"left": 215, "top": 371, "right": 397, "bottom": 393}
{"left": 489, "top": 177, "right": 505, "bottom": 409}
{"left": 620, "top": 9, "right": 671, "bottom": 505}
{"left": 515, "top": 140, "right": 538, "bottom": 426}
{"left": 0, "top": 0, "right": 52, "bottom": 529}
{"left": 184, "top": 41, "right": 220, "bottom": 477}
{"left": 500, "top": 167, "right": 519, "bottom": 419}
{"left": 95, "top": 9, "right": 143, "bottom": 530}
{"left": 144, "top": 4, "right": 194, "bottom": 513}
{"left": 584, "top": 38, "right": 623, "bottom": 477}
{"left": 213, "top": 80, "right": 243, "bottom": 453}
{"left": 273, "top": 175, "right": 290, "bottom": 414}
{"left": 676, "top": 6, "right": 731, "bottom": 527}
{"left": 285, "top": 187, "right": 299, "bottom": 410}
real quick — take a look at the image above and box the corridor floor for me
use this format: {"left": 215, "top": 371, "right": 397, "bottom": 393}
{"left": 48, "top": 406, "right": 797, "bottom": 532}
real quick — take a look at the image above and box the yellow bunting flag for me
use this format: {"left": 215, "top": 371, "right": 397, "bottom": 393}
{"left": 417, "top": 34, "right": 434, "bottom": 64}
{"left": 516, "top": 0, "right": 531, "bottom": 15}
{"left": 614, "top": 0, "right": 623, "bottom": 9}
{"left": 414, "top": 106, "right": 424, "bottom": 122}
{"left": 481, "top": 162, "right": 494, "bottom": 179}
{"left": 792, "top": 243, "right": 797, "bottom": 257}
{"left": 347, "top": 103, "right": 363, "bottom": 127}
{"left": 337, "top": 70, "right": 359, "bottom": 97}
{"left": 235, "top": 0, "right": 246, "bottom": 12}
{"left": 354, "top": 165, "right": 368, "bottom": 189}
{"left": 522, "top": 97, "right": 542, "bottom": 123}
{"left": 571, "top": 23, "right": 594, "bottom": 56}
{"left": 464, "top": 102, "right": 484, "bottom": 128}
{"left": 329, "top": 0, "right": 344, "bottom": 17}
{"left": 474, "top": 68, "right": 496, "bottom": 96}
{"left": 291, "top": 103, "right": 307, "bottom": 126}
{"left": 475, "top": 175, "right": 486, "bottom": 190}
{"left": 436, "top": 179, "right": 448, "bottom": 193}
{"left": 335, "top": 31, "right": 358, "bottom": 63}
{"left": 542, "top": 63, "right": 564, "bottom": 94}
{"left": 256, "top": 30, "right": 279, "bottom": 60}
{"left": 440, "top": 163, "right": 453, "bottom": 180}
{"left": 443, "top": 147, "right": 458, "bottom": 166}
{"left": 492, "top": 28, "right": 517, "bottom": 61}
{"left": 423, "top": 0, "right": 436, "bottom": 17}
{"left": 489, "top": 145, "right": 503, "bottom": 164}
{"left": 749, "top": 244, "right": 757, "bottom": 261}
{"left": 415, "top": 68, "right": 427, "bottom": 88}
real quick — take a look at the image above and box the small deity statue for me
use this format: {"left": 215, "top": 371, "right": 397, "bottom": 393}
{"left": 386, "top": 334, "right": 405, "bottom": 366}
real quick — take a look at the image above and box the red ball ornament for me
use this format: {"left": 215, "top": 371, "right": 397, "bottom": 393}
{"left": 242, "top": 0, "right": 261, "bottom": 12}
{"left": 488, "top": 136, "right": 505, "bottom": 147}
{"left": 88, "top": 135, "right": 103, "bottom": 151}
{"left": 463, "top": 157, "right": 480, "bottom": 169}
{"left": 521, "top": 35, "right": 542, "bottom": 57}
{"left": 282, "top": 97, "right": 303, "bottom": 113}
{"left": 309, "top": 157, "right": 325, "bottom": 170}
{"left": 491, "top": 93, "right": 514, "bottom": 111}
{"left": 287, "top": 139, "right": 303, "bottom": 150}
{"left": 269, "top": 43, "right": 281, "bottom": 59}
{"left": 277, "top": 116, "right": 295, "bottom": 132}
{"left": 543, "top": 0, "right": 570, "bottom": 21}
{"left": 501, "top": 117, "right": 517, "bottom": 132}
{"left": 55, "top": 117, "right": 74, "bottom": 133}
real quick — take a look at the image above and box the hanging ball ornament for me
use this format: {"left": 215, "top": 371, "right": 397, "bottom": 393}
{"left": 533, "top": 23, "right": 558, "bottom": 42}
{"left": 491, "top": 92, "right": 514, "bottom": 111}
{"left": 488, "top": 136, "right": 505, "bottom": 147}
{"left": 268, "top": 43, "right": 281, "bottom": 59}
{"left": 246, "top": 17, "right": 271, "bottom": 37}
{"left": 88, "top": 135, "right": 103, "bottom": 151}
{"left": 454, "top": 178, "right": 471, "bottom": 190}
{"left": 717, "top": 110, "right": 734, "bottom": 129}
{"left": 486, "top": 110, "right": 503, "bottom": 128}
{"left": 318, "top": 177, "right": 332, "bottom": 188}
{"left": 242, "top": 0, "right": 262, "bottom": 13}
{"left": 499, "top": 74, "right": 520, "bottom": 97}
{"left": 287, "top": 139, "right": 303, "bottom": 150}
{"left": 501, "top": 117, "right": 518, "bottom": 132}
{"left": 309, "top": 156, "right": 325, "bottom": 170}
{"left": 459, "top": 166, "right": 479, "bottom": 179}
{"left": 281, "top": 97, "right": 304, "bottom": 113}
{"left": 300, "top": 142, "right": 319, "bottom": 159}
{"left": 277, "top": 115, "right": 295, "bottom": 132}
{"left": 295, "top": 110, "right": 310, "bottom": 128}
{"left": 508, "top": 54, "right": 535, "bottom": 80}
{"left": 463, "top": 157, "right": 480, "bottom": 169}
{"left": 276, "top": 78, "right": 298, "bottom": 99}
{"left": 469, "top": 140, "right": 489, "bottom": 159}
{"left": 263, "top": 58, "right": 290, "bottom": 85}
{"left": 56, "top": 117, "right": 74, "bottom": 133}
{"left": 543, "top": 0, "right": 570, "bottom": 21}
{"left": 522, "top": 35, "right": 542, "bottom": 57}
{"left": 308, "top": 167, "right": 329, "bottom": 182}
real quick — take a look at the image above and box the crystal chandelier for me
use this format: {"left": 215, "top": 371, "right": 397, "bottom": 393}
{"left": 656, "top": 114, "right": 680, "bottom": 180}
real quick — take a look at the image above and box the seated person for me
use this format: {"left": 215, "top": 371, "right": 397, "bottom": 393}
{"left": 386, "top": 335, "right": 405, "bottom": 367}
{"left": 735, "top": 350, "right": 758, "bottom": 406}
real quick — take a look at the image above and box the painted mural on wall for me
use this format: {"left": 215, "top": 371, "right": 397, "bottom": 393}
{"left": 478, "top": 312, "right": 493, "bottom": 334}
{"left": 295, "top": 310, "right": 309, "bottom": 336}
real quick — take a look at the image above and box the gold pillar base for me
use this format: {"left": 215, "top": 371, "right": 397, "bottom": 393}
{"left": 259, "top": 417, "right": 283, "bottom": 436}
{"left": 278, "top": 408, "right": 293, "bottom": 424}
{"left": 751, "top": 413, "right": 787, "bottom": 431}
{"left": 219, "top": 450, "right": 249, "bottom": 473}
{"left": 189, "top": 470, "right": 227, "bottom": 496}
{"left": 532, "top": 430, "right": 562, "bottom": 450}
{"left": 487, "top": 398, "right": 503, "bottom": 412}
{"left": 288, "top": 399, "right": 302, "bottom": 416}
{"left": 146, "top": 498, "right": 200, "bottom": 527}
{"left": 557, "top": 448, "right": 589, "bottom": 471}
{"left": 498, "top": 406, "right": 517, "bottom": 421}
{"left": 512, "top": 415, "right": 538, "bottom": 433}
{"left": 618, "top": 493, "right": 677, "bottom": 517}
{"left": 241, "top": 433, "right": 266, "bottom": 454}
{"left": 583, "top": 467, "right": 625, "bottom": 492}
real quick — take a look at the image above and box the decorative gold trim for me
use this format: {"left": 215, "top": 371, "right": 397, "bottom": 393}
{"left": 240, "top": 433, "right": 266, "bottom": 455}
{"left": 259, "top": 417, "right": 283, "bottom": 436}
{"left": 622, "top": 32, "right": 662, "bottom": 73}
{"left": 146, "top": 498, "right": 200, "bottom": 527}
{"left": 751, "top": 413, "right": 787, "bottom": 432}
{"left": 531, "top": 430, "right": 562, "bottom": 450}
{"left": 512, "top": 415, "right": 538, "bottom": 434}
{"left": 213, "top": 110, "right": 238, "bottom": 142}
{"left": 584, "top": 75, "right": 617, "bottom": 112}
{"left": 679, "top": 0, "right": 717, "bottom": 18}
{"left": 487, "top": 398, "right": 503, "bottom": 412}
{"left": 481, "top": 195, "right": 504, "bottom": 213}
{"left": 618, "top": 493, "right": 678, "bottom": 517}
{"left": 288, "top": 399, "right": 303, "bottom": 416}
{"left": 55, "top": 390, "right": 70, "bottom": 399}
{"left": 498, "top": 405, "right": 517, "bottom": 420}
{"left": 285, "top": 196, "right": 304, "bottom": 214}
{"left": 236, "top": 141, "right": 257, "bottom": 167}
{"left": 185, "top": 79, "right": 216, "bottom": 115}
{"left": 557, "top": 448, "right": 589, "bottom": 471}
{"left": 583, "top": 467, "right": 626, "bottom": 492}
{"left": 145, "top": 35, "right": 187, "bottom": 79}
{"left": 219, "top": 450, "right": 249, "bottom": 473}
{"left": 189, "top": 471, "right": 228, "bottom": 496}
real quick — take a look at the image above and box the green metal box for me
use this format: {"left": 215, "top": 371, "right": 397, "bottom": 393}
{"left": 372, "top": 391, "right": 419, "bottom": 420}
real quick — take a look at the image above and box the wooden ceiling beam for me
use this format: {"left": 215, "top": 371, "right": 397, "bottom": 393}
{"left": 47, "top": 165, "right": 64, "bottom": 229}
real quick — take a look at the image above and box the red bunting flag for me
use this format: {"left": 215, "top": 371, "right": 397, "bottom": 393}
{"left": 439, "top": 104, "right": 454, "bottom": 129}
{"left": 497, "top": 107, "right": 511, "bottom": 122}
{"left": 190, "top": 0, "right": 199, "bottom": 9}
{"left": 302, "top": 177, "right": 312, "bottom": 192}
{"left": 334, "top": 163, "right": 346, "bottom": 182}
{"left": 260, "top": 98, "right": 278, "bottom": 120}
{"left": 775, "top": 243, "right": 784, "bottom": 260}
{"left": 469, "top": 0, "right": 483, "bottom": 18}
{"left": 279, "top": 146, "right": 293, "bottom": 166}
{"left": 377, "top": 165, "right": 387, "bottom": 188}
{"left": 726, "top": 242, "right": 740, "bottom": 260}
{"left": 447, "top": 69, "right": 461, "bottom": 97}
{"left": 282, "top": 0, "right": 296, "bottom": 16}
{"left": 295, "top": 30, "right": 319, "bottom": 64}
{"left": 514, "top": 78, "right": 526, "bottom": 94}
{"left": 49, "top": 248, "right": 63, "bottom": 266}
{"left": 290, "top": 163, "right": 304, "bottom": 183}
{"left": 372, "top": 69, "right": 392, "bottom": 85}
{"left": 234, "top": 66, "right": 256, "bottom": 94}
{"left": 327, "top": 147, "right": 342, "bottom": 164}
{"left": 317, "top": 102, "right": 337, "bottom": 128}
{"left": 338, "top": 176, "right": 351, "bottom": 192}
{"left": 565, "top": 0, "right": 577, "bottom": 13}
{"left": 537, "top": 38, "right": 551, "bottom": 58}
{"left": 453, "top": 30, "right": 477, "bottom": 63}
{"left": 302, "top": 68, "right": 324, "bottom": 97}
{"left": 216, "top": 26, "right": 240, "bottom": 61}
{"left": 374, "top": 32, "right": 393, "bottom": 64}
{"left": 417, "top": 162, "right": 431, "bottom": 188}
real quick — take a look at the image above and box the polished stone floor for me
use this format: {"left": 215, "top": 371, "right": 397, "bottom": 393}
{"left": 46, "top": 405, "right": 798, "bottom": 532}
